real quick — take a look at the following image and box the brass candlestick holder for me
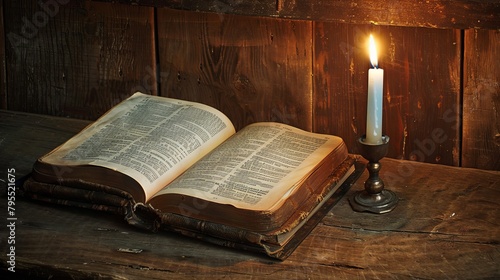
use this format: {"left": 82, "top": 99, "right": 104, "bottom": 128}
{"left": 349, "top": 135, "right": 398, "bottom": 214}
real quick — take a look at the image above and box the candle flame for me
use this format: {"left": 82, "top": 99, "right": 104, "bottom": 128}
{"left": 369, "top": 34, "right": 378, "bottom": 68}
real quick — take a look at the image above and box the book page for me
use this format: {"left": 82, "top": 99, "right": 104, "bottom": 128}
{"left": 153, "top": 122, "right": 344, "bottom": 211}
{"left": 41, "top": 92, "right": 236, "bottom": 201}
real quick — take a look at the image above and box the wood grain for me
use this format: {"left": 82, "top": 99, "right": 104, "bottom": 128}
{"left": 313, "top": 23, "right": 461, "bottom": 166}
{"left": 3, "top": 0, "right": 155, "bottom": 120}
{"left": 462, "top": 29, "right": 500, "bottom": 170}
{"left": 157, "top": 8, "right": 313, "bottom": 131}
{"left": 316, "top": 158, "right": 500, "bottom": 278}
{"left": 91, "top": 0, "right": 500, "bottom": 30}
{"left": 0, "top": 0, "right": 6, "bottom": 109}
{"left": 1, "top": 111, "right": 499, "bottom": 278}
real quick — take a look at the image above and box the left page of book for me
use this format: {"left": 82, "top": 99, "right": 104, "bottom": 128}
{"left": 39, "top": 92, "right": 236, "bottom": 201}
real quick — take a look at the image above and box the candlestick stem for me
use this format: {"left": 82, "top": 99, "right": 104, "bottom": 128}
{"left": 349, "top": 135, "right": 398, "bottom": 214}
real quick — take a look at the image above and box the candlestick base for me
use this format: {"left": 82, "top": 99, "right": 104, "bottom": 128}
{"left": 349, "top": 135, "right": 399, "bottom": 214}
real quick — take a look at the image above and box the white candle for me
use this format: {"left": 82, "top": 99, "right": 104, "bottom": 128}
{"left": 365, "top": 34, "right": 384, "bottom": 144}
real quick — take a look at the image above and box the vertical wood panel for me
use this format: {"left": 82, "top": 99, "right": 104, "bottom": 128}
{"left": 0, "top": 0, "right": 6, "bottom": 109}
{"left": 3, "top": 0, "right": 155, "bottom": 120}
{"left": 157, "top": 9, "right": 313, "bottom": 131}
{"left": 313, "top": 23, "right": 461, "bottom": 166}
{"left": 463, "top": 29, "right": 500, "bottom": 170}
{"left": 312, "top": 22, "right": 366, "bottom": 151}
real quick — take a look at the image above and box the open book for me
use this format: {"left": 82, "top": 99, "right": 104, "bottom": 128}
{"left": 22, "top": 92, "right": 360, "bottom": 259}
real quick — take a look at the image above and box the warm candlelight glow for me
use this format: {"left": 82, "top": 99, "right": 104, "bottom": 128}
{"left": 369, "top": 34, "right": 378, "bottom": 68}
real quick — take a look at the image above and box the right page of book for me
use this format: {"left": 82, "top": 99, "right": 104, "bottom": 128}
{"left": 153, "top": 122, "right": 345, "bottom": 211}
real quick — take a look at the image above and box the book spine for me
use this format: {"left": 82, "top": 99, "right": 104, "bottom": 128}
{"left": 23, "top": 193, "right": 126, "bottom": 216}
{"left": 160, "top": 212, "right": 266, "bottom": 245}
{"left": 22, "top": 177, "right": 132, "bottom": 207}
{"left": 128, "top": 203, "right": 268, "bottom": 245}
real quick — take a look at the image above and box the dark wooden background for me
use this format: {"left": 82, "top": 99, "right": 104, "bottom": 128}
{"left": 1, "top": 0, "right": 499, "bottom": 171}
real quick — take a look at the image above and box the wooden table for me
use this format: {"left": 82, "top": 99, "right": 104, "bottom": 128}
{"left": 1, "top": 110, "right": 499, "bottom": 279}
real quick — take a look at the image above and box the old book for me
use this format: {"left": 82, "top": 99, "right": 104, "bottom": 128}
{"left": 22, "top": 92, "right": 360, "bottom": 260}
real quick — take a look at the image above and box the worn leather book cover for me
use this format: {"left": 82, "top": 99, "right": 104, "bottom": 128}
{"left": 21, "top": 156, "right": 361, "bottom": 260}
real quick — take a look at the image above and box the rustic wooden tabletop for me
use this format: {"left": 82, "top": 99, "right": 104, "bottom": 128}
{"left": 1, "top": 110, "right": 499, "bottom": 279}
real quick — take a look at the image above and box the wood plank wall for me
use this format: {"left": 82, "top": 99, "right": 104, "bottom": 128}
{"left": 2, "top": 0, "right": 155, "bottom": 119}
{"left": 1, "top": 1, "right": 499, "bottom": 171}
{"left": 156, "top": 10, "right": 313, "bottom": 131}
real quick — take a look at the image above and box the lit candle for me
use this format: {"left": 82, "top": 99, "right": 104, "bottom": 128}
{"left": 365, "top": 34, "right": 384, "bottom": 144}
